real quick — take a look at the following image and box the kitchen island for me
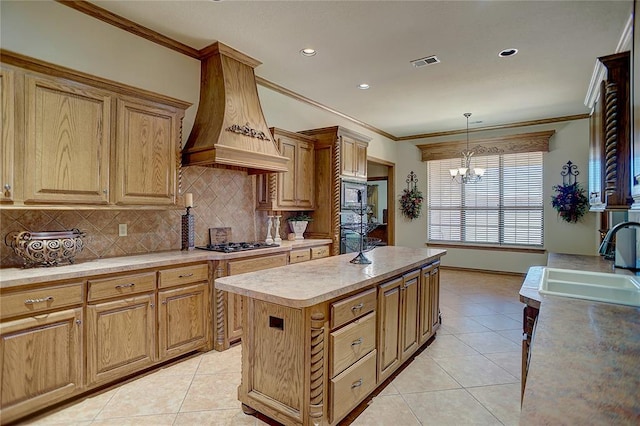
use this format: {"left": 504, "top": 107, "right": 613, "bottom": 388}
{"left": 215, "top": 246, "right": 446, "bottom": 426}
{"left": 519, "top": 254, "right": 640, "bottom": 425}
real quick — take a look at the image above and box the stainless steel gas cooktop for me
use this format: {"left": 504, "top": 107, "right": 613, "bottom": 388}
{"left": 195, "top": 242, "right": 279, "bottom": 253}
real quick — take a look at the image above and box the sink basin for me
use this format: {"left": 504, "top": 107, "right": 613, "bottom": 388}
{"left": 538, "top": 268, "right": 640, "bottom": 307}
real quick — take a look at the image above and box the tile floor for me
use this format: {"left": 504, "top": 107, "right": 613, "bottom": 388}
{"left": 24, "top": 269, "right": 525, "bottom": 426}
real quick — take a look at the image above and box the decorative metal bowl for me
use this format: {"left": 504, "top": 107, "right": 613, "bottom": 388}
{"left": 5, "top": 229, "right": 85, "bottom": 267}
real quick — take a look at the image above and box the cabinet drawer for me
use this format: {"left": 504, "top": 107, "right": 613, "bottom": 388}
{"left": 330, "top": 312, "right": 376, "bottom": 377}
{"left": 88, "top": 272, "right": 156, "bottom": 301}
{"left": 1, "top": 282, "right": 84, "bottom": 320}
{"left": 289, "top": 248, "right": 311, "bottom": 264}
{"left": 330, "top": 349, "right": 377, "bottom": 423}
{"left": 227, "top": 253, "right": 288, "bottom": 275}
{"left": 331, "top": 288, "right": 376, "bottom": 329}
{"left": 310, "top": 245, "right": 330, "bottom": 259}
{"left": 158, "top": 263, "right": 208, "bottom": 288}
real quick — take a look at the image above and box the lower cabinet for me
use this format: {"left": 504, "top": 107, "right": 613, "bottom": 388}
{"left": 419, "top": 262, "right": 441, "bottom": 345}
{"left": 0, "top": 308, "right": 83, "bottom": 423}
{"left": 86, "top": 294, "right": 156, "bottom": 387}
{"left": 0, "top": 261, "right": 211, "bottom": 424}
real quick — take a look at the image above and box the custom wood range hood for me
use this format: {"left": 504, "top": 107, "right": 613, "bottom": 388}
{"left": 182, "top": 42, "right": 288, "bottom": 174}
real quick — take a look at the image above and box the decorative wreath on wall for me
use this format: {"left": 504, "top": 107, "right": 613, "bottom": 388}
{"left": 400, "top": 171, "right": 424, "bottom": 220}
{"left": 550, "top": 161, "right": 589, "bottom": 223}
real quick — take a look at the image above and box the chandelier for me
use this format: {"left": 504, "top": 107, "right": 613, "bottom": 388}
{"left": 449, "top": 113, "right": 485, "bottom": 184}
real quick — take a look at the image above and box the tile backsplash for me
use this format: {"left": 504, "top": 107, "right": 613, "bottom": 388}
{"left": 1, "top": 166, "right": 258, "bottom": 268}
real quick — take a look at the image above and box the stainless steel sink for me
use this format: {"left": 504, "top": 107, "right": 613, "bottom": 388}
{"left": 538, "top": 267, "right": 640, "bottom": 307}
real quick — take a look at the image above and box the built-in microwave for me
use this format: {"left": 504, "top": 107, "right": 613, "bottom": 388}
{"left": 341, "top": 179, "right": 367, "bottom": 210}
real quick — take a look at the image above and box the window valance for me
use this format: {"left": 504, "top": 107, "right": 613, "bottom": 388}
{"left": 416, "top": 130, "right": 555, "bottom": 162}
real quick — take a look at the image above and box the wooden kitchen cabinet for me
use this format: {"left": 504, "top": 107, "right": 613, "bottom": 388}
{"left": 86, "top": 293, "right": 156, "bottom": 387}
{"left": 0, "top": 67, "right": 15, "bottom": 203}
{"left": 377, "top": 269, "right": 422, "bottom": 382}
{"left": 588, "top": 51, "right": 632, "bottom": 210}
{"left": 420, "top": 261, "right": 441, "bottom": 346}
{"left": 0, "top": 50, "right": 189, "bottom": 208}
{"left": 157, "top": 263, "right": 211, "bottom": 360}
{"left": 256, "top": 128, "right": 316, "bottom": 211}
{"left": 23, "top": 73, "right": 112, "bottom": 205}
{"left": 115, "top": 98, "right": 180, "bottom": 206}
{"left": 298, "top": 126, "right": 371, "bottom": 253}
{"left": 0, "top": 279, "right": 84, "bottom": 424}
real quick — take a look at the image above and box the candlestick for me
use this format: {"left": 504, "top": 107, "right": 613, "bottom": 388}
{"left": 274, "top": 216, "right": 282, "bottom": 244}
{"left": 265, "top": 216, "right": 274, "bottom": 244}
{"left": 184, "top": 193, "right": 193, "bottom": 208}
{"left": 181, "top": 206, "right": 194, "bottom": 250}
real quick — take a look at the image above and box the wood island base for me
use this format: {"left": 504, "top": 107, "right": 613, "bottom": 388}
{"left": 215, "top": 246, "right": 445, "bottom": 426}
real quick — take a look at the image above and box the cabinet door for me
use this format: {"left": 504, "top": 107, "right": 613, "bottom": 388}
{"left": 23, "top": 75, "right": 111, "bottom": 204}
{"left": 419, "top": 266, "right": 434, "bottom": 345}
{"left": 354, "top": 141, "right": 368, "bottom": 179}
{"left": 429, "top": 265, "right": 441, "bottom": 333}
{"left": 87, "top": 294, "right": 156, "bottom": 386}
{"left": 377, "top": 277, "right": 402, "bottom": 382}
{"left": 158, "top": 283, "right": 209, "bottom": 361}
{"left": 0, "top": 308, "right": 82, "bottom": 422}
{"left": 588, "top": 82, "right": 605, "bottom": 210}
{"left": 340, "top": 136, "right": 356, "bottom": 177}
{"left": 400, "top": 271, "right": 420, "bottom": 361}
{"left": 276, "top": 135, "right": 298, "bottom": 208}
{"left": 227, "top": 293, "right": 243, "bottom": 342}
{"left": 295, "top": 140, "right": 315, "bottom": 208}
{"left": 115, "top": 98, "right": 177, "bottom": 205}
{"left": 0, "top": 68, "right": 15, "bottom": 203}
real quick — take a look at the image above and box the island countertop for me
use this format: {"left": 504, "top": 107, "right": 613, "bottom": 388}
{"left": 215, "top": 246, "right": 446, "bottom": 308}
{"left": 519, "top": 255, "right": 640, "bottom": 425}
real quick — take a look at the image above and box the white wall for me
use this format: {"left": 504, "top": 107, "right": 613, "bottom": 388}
{"left": 397, "top": 119, "right": 599, "bottom": 273}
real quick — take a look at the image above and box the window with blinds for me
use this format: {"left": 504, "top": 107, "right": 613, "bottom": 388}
{"left": 427, "top": 152, "right": 543, "bottom": 247}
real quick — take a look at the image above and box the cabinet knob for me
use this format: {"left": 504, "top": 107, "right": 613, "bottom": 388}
{"left": 150, "top": 303, "right": 155, "bottom": 308}
{"left": 351, "top": 379, "right": 363, "bottom": 389}
{"left": 103, "top": 189, "right": 108, "bottom": 194}
{"left": 162, "top": 300, "right": 167, "bottom": 305}
{"left": 4, "top": 184, "right": 10, "bottom": 190}
{"left": 76, "top": 319, "right": 82, "bottom": 325}
{"left": 351, "top": 338, "right": 363, "bottom": 346}
{"left": 351, "top": 303, "right": 364, "bottom": 311}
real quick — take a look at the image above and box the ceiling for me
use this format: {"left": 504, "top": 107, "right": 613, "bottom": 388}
{"left": 90, "top": 0, "right": 633, "bottom": 139}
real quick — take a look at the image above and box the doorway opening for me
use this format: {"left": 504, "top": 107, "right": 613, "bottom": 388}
{"left": 367, "top": 157, "right": 395, "bottom": 246}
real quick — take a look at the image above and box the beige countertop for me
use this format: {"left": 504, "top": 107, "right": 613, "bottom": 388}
{"left": 0, "top": 239, "right": 332, "bottom": 289}
{"left": 519, "top": 254, "right": 640, "bottom": 425}
{"left": 215, "top": 246, "right": 446, "bottom": 308}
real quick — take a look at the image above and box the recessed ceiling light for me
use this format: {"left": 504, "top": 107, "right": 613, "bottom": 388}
{"left": 498, "top": 48, "right": 518, "bottom": 58}
{"left": 358, "top": 83, "right": 370, "bottom": 90}
{"left": 300, "top": 48, "right": 316, "bottom": 57}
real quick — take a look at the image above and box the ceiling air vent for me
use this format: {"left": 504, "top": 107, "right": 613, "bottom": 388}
{"left": 410, "top": 55, "right": 440, "bottom": 68}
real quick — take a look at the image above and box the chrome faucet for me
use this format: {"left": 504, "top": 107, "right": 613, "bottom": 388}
{"left": 598, "top": 221, "right": 640, "bottom": 260}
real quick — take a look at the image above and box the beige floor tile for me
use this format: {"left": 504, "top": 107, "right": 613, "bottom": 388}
{"left": 442, "top": 303, "right": 497, "bottom": 317}
{"left": 467, "top": 383, "right": 522, "bottom": 426}
{"left": 392, "top": 356, "right": 461, "bottom": 394}
{"left": 439, "top": 316, "right": 491, "bottom": 334}
{"left": 418, "top": 334, "right": 479, "bottom": 359}
{"left": 505, "top": 311, "right": 524, "bottom": 322}
{"left": 96, "top": 374, "right": 193, "bottom": 419}
{"left": 197, "top": 345, "right": 242, "bottom": 375}
{"left": 90, "top": 414, "right": 177, "bottom": 425}
{"left": 469, "top": 314, "right": 522, "bottom": 331}
{"left": 484, "top": 351, "right": 522, "bottom": 379}
{"left": 403, "top": 388, "right": 501, "bottom": 425}
{"left": 456, "top": 331, "right": 521, "bottom": 354}
{"left": 25, "top": 389, "right": 117, "bottom": 424}
{"left": 350, "top": 395, "right": 420, "bottom": 426}
{"left": 174, "top": 409, "right": 258, "bottom": 425}
{"left": 377, "top": 381, "right": 399, "bottom": 396}
{"left": 497, "top": 328, "right": 524, "bottom": 344}
{"left": 434, "top": 355, "right": 518, "bottom": 387}
{"left": 152, "top": 354, "right": 202, "bottom": 378}
{"left": 180, "top": 372, "right": 242, "bottom": 412}
{"left": 482, "top": 301, "right": 525, "bottom": 314}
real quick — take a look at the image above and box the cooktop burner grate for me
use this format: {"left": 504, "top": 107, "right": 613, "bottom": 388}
{"left": 196, "top": 242, "right": 279, "bottom": 253}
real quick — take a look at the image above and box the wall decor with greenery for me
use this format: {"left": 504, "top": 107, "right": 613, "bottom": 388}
{"left": 550, "top": 161, "right": 589, "bottom": 223}
{"left": 400, "top": 171, "right": 423, "bottom": 220}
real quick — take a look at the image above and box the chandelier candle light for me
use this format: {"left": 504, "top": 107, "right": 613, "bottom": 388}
{"left": 450, "top": 112, "right": 485, "bottom": 184}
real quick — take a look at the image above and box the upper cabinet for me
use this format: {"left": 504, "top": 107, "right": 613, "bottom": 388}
{"left": 0, "top": 51, "right": 190, "bottom": 208}
{"left": 340, "top": 135, "right": 368, "bottom": 179}
{"left": 588, "top": 51, "right": 632, "bottom": 211}
{"left": 256, "top": 128, "right": 316, "bottom": 211}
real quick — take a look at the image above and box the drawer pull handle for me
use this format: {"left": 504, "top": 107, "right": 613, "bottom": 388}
{"left": 351, "top": 303, "right": 364, "bottom": 311}
{"left": 178, "top": 273, "right": 194, "bottom": 278}
{"left": 351, "top": 379, "right": 363, "bottom": 389}
{"left": 115, "top": 283, "right": 135, "bottom": 289}
{"left": 351, "top": 338, "right": 363, "bottom": 346}
{"left": 24, "top": 296, "right": 54, "bottom": 304}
